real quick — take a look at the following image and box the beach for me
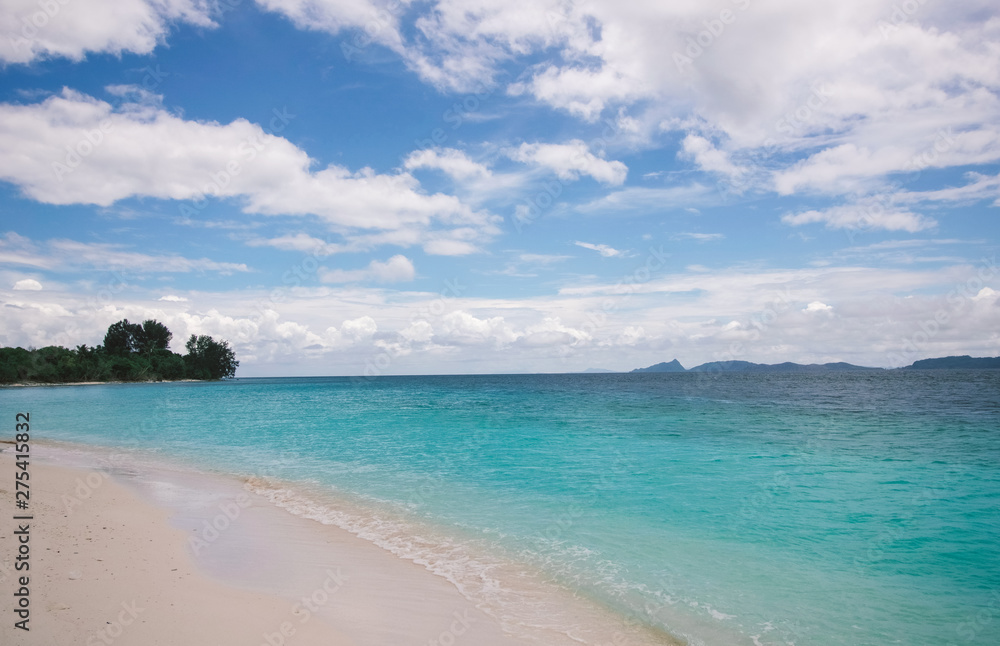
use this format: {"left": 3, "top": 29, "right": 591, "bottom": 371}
{"left": 1, "top": 373, "right": 997, "bottom": 645}
{"left": 0, "top": 443, "right": 674, "bottom": 646}
{"left": 0, "top": 447, "right": 357, "bottom": 645}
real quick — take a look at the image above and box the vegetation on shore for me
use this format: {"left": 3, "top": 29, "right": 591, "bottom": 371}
{"left": 0, "top": 319, "right": 238, "bottom": 384}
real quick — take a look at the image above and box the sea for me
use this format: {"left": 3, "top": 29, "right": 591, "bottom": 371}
{"left": 4, "top": 371, "right": 999, "bottom": 646}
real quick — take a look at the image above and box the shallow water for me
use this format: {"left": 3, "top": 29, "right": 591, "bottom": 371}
{"left": 6, "top": 371, "right": 1000, "bottom": 645}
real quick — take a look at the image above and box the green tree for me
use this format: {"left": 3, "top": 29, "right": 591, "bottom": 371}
{"left": 74, "top": 345, "right": 108, "bottom": 381}
{"left": 152, "top": 351, "right": 186, "bottom": 380}
{"left": 1, "top": 322, "right": 237, "bottom": 384}
{"left": 103, "top": 319, "right": 142, "bottom": 356}
{"left": 136, "top": 319, "right": 172, "bottom": 356}
{"left": 35, "top": 345, "right": 81, "bottom": 382}
{"left": 184, "top": 334, "right": 239, "bottom": 379}
{"left": 0, "top": 347, "right": 32, "bottom": 383}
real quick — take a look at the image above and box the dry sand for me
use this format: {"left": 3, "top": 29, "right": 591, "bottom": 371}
{"left": 0, "top": 449, "right": 357, "bottom": 645}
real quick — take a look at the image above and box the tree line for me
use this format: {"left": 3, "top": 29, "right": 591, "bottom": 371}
{"left": 0, "top": 319, "right": 238, "bottom": 384}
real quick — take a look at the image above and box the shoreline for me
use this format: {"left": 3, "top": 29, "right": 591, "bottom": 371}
{"left": 0, "top": 448, "right": 356, "bottom": 645}
{"left": 1, "top": 379, "right": 206, "bottom": 388}
{"left": 1, "top": 442, "right": 685, "bottom": 646}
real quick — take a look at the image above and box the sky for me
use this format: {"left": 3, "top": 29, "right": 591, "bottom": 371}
{"left": 0, "top": 0, "right": 998, "bottom": 376}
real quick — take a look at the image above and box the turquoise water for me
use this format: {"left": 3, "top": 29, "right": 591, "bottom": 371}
{"left": 5, "top": 372, "right": 1000, "bottom": 645}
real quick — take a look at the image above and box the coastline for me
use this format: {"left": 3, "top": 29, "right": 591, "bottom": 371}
{"left": 0, "top": 443, "right": 683, "bottom": 646}
{"left": 1, "top": 379, "right": 205, "bottom": 388}
{"left": 0, "top": 448, "right": 358, "bottom": 646}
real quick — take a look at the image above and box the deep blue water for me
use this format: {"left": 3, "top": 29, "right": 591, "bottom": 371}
{"left": 4, "top": 371, "right": 1000, "bottom": 645}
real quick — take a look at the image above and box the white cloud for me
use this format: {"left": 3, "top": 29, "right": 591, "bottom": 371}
{"left": 680, "top": 134, "right": 744, "bottom": 180}
{"left": 519, "top": 316, "right": 589, "bottom": 348}
{"left": 159, "top": 295, "right": 188, "bottom": 302}
{"left": 247, "top": 229, "right": 485, "bottom": 257}
{"left": 804, "top": 301, "right": 833, "bottom": 313}
{"left": 510, "top": 64, "right": 645, "bottom": 123}
{"left": 574, "top": 241, "right": 627, "bottom": 258}
{"left": 422, "top": 238, "right": 481, "bottom": 256}
{"left": 0, "top": 90, "right": 500, "bottom": 254}
{"left": 400, "top": 319, "right": 434, "bottom": 343}
{"left": 320, "top": 255, "right": 416, "bottom": 284}
{"left": 518, "top": 253, "right": 572, "bottom": 264}
{"left": 1, "top": 233, "right": 248, "bottom": 275}
{"left": 48, "top": 240, "right": 251, "bottom": 274}
{"left": 12, "top": 278, "right": 42, "bottom": 291}
{"left": 894, "top": 171, "right": 1000, "bottom": 207}
{"left": 436, "top": 310, "right": 518, "bottom": 348}
{"left": 8, "top": 1, "right": 999, "bottom": 208}
{"left": 247, "top": 233, "right": 343, "bottom": 255}
{"left": 672, "top": 232, "right": 724, "bottom": 242}
{"left": 0, "top": 232, "right": 51, "bottom": 269}
{"left": 489, "top": 252, "right": 573, "bottom": 277}
{"left": 254, "top": 0, "right": 1000, "bottom": 204}
{"left": 576, "top": 184, "right": 713, "bottom": 214}
{"left": 404, "top": 148, "right": 492, "bottom": 181}
{"left": 340, "top": 315, "right": 377, "bottom": 339}
{"left": 0, "top": 0, "right": 217, "bottom": 64}
{"left": 2, "top": 259, "right": 998, "bottom": 374}
{"left": 255, "top": 0, "right": 404, "bottom": 54}
{"left": 972, "top": 287, "right": 998, "bottom": 302}
{"left": 506, "top": 140, "right": 627, "bottom": 185}
{"left": 781, "top": 204, "right": 937, "bottom": 233}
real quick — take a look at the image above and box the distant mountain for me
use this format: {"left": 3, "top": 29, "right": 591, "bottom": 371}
{"left": 631, "top": 355, "right": 1000, "bottom": 373}
{"left": 631, "top": 359, "right": 686, "bottom": 373}
{"left": 581, "top": 367, "right": 617, "bottom": 373}
{"left": 904, "top": 355, "right": 1000, "bottom": 370}
{"left": 688, "top": 361, "right": 880, "bottom": 373}
{"left": 631, "top": 358, "right": 880, "bottom": 373}
{"left": 686, "top": 360, "right": 756, "bottom": 373}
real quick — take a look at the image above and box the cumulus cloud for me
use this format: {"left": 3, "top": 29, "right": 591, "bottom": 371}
{"left": 255, "top": 0, "right": 404, "bottom": 53}
{"left": 0, "top": 0, "right": 217, "bottom": 64}
{"left": 506, "top": 140, "right": 628, "bottom": 185}
{"left": 6, "top": 1, "right": 996, "bottom": 220}
{"left": 12, "top": 278, "right": 42, "bottom": 290}
{"left": 680, "top": 135, "right": 744, "bottom": 180}
{"left": 320, "top": 255, "right": 416, "bottom": 284}
{"left": 519, "top": 317, "right": 589, "bottom": 348}
{"left": 404, "top": 148, "right": 492, "bottom": 181}
{"left": 2, "top": 259, "right": 998, "bottom": 374}
{"left": 7, "top": 0, "right": 999, "bottom": 203}
{"left": 972, "top": 287, "right": 998, "bottom": 302}
{"left": 252, "top": 0, "right": 1000, "bottom": 205}
{"left": 0, "top": 90, "right": 500, "bottom": 254}
{"left": 436, "top": 310, "right": 518, "bottom": 348}
{"left": 339, "top": 315, "right": 378, "bottom": 339}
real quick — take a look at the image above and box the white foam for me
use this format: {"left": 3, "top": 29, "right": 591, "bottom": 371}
{"left": 243, "top": 477, "right": 686, "bottom": 646}
{"left": 31, "top": 439, "right": 745, "bottom": 646}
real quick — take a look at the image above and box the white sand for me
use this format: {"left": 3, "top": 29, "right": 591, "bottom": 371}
{"left": 0, "top": 444, "right": 683, "bottom": 646}
{"left": 0, "top": 448, "right": 545, "bottom": 645}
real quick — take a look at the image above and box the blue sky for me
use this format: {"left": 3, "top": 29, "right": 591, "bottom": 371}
{"left": 1, "top": 0, "right": 998, "bottom": 376}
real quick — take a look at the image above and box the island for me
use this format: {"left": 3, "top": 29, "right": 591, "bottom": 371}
{"left": 903, "top": 355, "right": 1000, "bottom": 370}
{"left": 0, "top": 318, "right": 238, "bottom": 384}
{"left": 631, "top": 355, "right": 1000, "bottom": 373}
